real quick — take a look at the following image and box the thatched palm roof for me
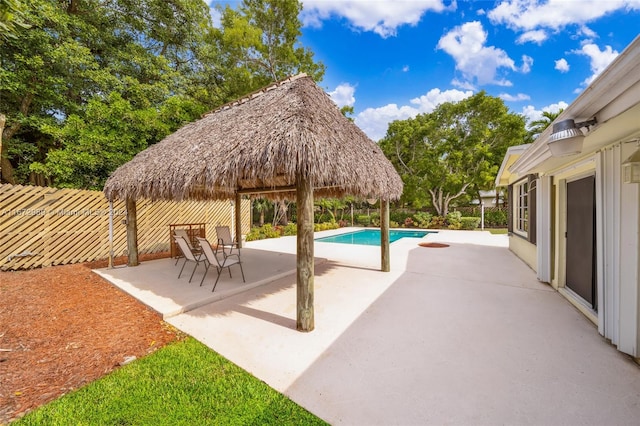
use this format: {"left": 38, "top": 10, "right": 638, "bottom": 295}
{"left": 104, "top": 74, "right": 402, "bottom": 202}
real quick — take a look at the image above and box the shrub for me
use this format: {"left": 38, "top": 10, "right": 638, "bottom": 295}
{"left": 355, "top": 214, "right": 371, "bottom": 226}
{"left": 403, "top": 217, "right": 414, "bottom": 227}
{"left": 390, "top": 211, "right": 412, "bottom": 224}
{"left": 389, "top": 220, "right": 399, "bottom": 228}
{"left": 413, "top": 212, "right": 432, "bottom": 228}
{"left": 446, "top": 211, "right": 462, "bottom": 230}
{"left": 338, "top": 219, "right": 348, "bottom": 227}
{"left": 244, "top": 224, "right": 281, "bottom": 241}
{"left": 314, "top": 222, "right": 340, "bottom": 232}
{"left": 460, "top": 217, "right": 481, "bottom": 230}
{"left": 484, "top": 210, "right": 508, "bottom": 227}
{"left": 428, "top": 216, "right": 446, "bottom": 229}
{"left": 282, "top": 223, "right": 297, "bottom": 236}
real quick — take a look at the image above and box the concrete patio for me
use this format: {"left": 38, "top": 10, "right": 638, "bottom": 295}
{"left": 97, "top": 229, "right": 640, "bottom": 425}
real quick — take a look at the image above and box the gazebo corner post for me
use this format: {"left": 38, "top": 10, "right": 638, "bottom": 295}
{"left": 296, "top": 173, "right": 314, "bottom": 332}
{"left": 125, "top": 197, "right": 139, "bottom": 267}
{"left": 381, "top": 199, "right": 390, "bottom": 272}
{"left": 235, "top": 192, "right": 243, "bottom": 248}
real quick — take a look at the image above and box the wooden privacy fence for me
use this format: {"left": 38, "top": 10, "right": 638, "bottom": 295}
{"left": 0, "top": 184, "right": 250, "bottom": 271}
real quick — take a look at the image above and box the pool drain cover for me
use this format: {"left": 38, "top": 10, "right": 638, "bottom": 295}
{"left": 418, "top": 242, "right": 449, "bottom": 248}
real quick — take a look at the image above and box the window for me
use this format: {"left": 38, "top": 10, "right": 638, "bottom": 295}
{"left": 515, "top": 180, "right": 529, "bottom": 235}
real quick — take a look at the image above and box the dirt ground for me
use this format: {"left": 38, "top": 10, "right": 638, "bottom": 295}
{"left": 0, "top": 253, "right": 181, "bottom": 424}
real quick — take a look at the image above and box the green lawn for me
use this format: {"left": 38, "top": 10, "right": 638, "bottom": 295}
{"left": 17, "top": 338, "right": 327, "bottom": 425}
{"left": 486, "top": 228, "right": 508, "bottom": 234}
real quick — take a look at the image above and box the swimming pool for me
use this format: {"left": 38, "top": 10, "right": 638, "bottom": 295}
{"left": 315, "top": 229, "right": 434, "bottom": 246}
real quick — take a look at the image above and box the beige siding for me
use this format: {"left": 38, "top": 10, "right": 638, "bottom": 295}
{"left": 508, "top": 234, "right": 537, "bottom": 272}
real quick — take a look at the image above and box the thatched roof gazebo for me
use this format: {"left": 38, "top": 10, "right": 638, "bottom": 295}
{"left": 104, "top": 74, "right": 402, "bottom": 331}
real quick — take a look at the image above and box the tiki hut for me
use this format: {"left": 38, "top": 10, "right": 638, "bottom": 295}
{"left": 104, "top": 74, "right": 402, "bottom": 331}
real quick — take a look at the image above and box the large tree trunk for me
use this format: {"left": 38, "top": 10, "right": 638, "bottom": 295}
{"left": 0, "top": 113, "right": 15, "bottom": 184}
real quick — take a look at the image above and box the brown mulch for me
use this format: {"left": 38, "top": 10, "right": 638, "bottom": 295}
{"left": 418, "top": 242, "right": 450, "bottom": 248}
{"left": 0, "top": 253, "right": 181, "bottom": 424}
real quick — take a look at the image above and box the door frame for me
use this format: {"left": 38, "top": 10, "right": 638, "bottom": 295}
{"left": 552, "top": 161, "right": 599, "bottom": 324}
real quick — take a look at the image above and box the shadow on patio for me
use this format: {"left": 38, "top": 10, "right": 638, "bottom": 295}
{"left": 94, "top": 247, "right": 329, "bottom": 319}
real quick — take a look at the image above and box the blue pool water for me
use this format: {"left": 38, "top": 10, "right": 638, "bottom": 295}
{"left": 315, "top": 229, "right": 434, "bottom": 246}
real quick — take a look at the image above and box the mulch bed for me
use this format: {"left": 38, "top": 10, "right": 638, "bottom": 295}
{"left": 0, "top": 253, "right": 181, "bottom": 424}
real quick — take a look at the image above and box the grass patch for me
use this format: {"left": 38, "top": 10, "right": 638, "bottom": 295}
{"left": 485, "top": 228, "right": 508, "bottom": 234}
{"left": 17, "top": 338, "right": 327, "bottom": 425}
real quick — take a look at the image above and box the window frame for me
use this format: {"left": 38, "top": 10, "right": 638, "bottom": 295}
{"left": 513, "top": 179, "right": 529, "bottom": 238}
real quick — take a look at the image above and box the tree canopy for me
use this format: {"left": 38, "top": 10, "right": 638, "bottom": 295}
{"left": 380, "top": 92, "right": 527, "bottom": 216}
{"left": 0, "top": 0, "right": 323, "bottom": 189}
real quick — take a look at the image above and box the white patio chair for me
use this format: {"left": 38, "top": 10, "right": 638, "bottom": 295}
{"left": 196, "top": 236, "right": 245, "bottom": 292}
{"left": 215, "top": 226, "right": 240, "bottom": 258}
{"left": 173, "top": 228, "right": 201, "bottom": 265}
{"left": 175, "top": 235, "right": 206, "bottom": 283}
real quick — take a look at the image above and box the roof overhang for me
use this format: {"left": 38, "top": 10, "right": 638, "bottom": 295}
{"left": 510, "top": 35, "right": 640, "bottom": 176}
{"left": 495, "top": 144, "right": 531, "bottom": 187}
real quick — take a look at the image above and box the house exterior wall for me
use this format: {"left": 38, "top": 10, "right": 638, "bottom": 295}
{"left": 541, "top": 140, "right": 639, "bottom": 357}
{"left": 508, "top": 234, "right": 537, "bottom": 271}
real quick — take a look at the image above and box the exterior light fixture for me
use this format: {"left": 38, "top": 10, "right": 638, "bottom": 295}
{"left": 547, "top": 118, "right": 597, "bottom": 157}
{"left": 622, "top": 145, "right": 640, "bottom": 184}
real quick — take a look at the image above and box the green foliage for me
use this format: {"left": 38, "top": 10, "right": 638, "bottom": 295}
{"left": 314, "top": 222, "right": 339, "bottom": 232}
{"left": 484, "top": 209, "right": 508, "bottom": 227}
{"left": 17, "top": 338, "right": 326, "bottom": 425}
{"left": 245, "top": 224, "right": 281, "bottom": 241}
{"left": 0, "top": 0, "right": 30, "bottom": 41}
{"left": 527, "top": 109, "right": 563, "bottom": 141}
{"left": 355, "top": 214, "right": 371, "bottom": 226}
{"left": 282, "top": 223, "right": 297, "bottom": 236}
{"left": 446, "top": 211, "right": 462, "bottom": 230}
{"left": 389, "top": 220, "right": 399, "bottom": 228}
{"left": 380, "top": 92, "right": 527, "bottom": 216}
{"left": 429, "top": 216, "right": 446, "bottom": 229}
{"left": 390, "top": 211, "right": 413, "bottom": 225}
{"left": 460, "top": 217, "right": 481, "bottom": 230}
{"left": 1, "top": 0, "right": 324, "bottom": 188}
{"left": 412, "top": 211, "right": 432, "bottom": 228}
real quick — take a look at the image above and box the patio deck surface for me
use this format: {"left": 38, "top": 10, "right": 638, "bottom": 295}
{"left": 97, "top": 229, "right": 640, "bottom": 425}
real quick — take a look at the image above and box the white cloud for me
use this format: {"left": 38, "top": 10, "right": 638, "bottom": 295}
{"left": 521, "top": 101, "right": 568, "bottom": 124}
{"left": 520, "top": 55, "right": 533, "bottom": 73}
{"left": 208, "top": 4, "right": 222, "bottom": 28}
{"left": 355, "top": 88, "right": 473, "bottom": 141}
{"left": 402, "top": 65, "right": 410, "bottom": 72}
{"left": 574, "top": 42, "right": 619, "bottom": 85}
{"left": 555, "top": 58, "right": 570, "bottom": 72}
{"left": 300, "top": 0, "right": 451, "bottom": 38}
{"left": 488, "top": 0, "right": 640, "bottom": 33}
{"left": 328, "top": 83, "right": 356, "bottom": 107}
{"left": 516, "top": 29, "right": 547, "bottom": 44}
{"left": 437, "top": 21, "right": 516, "bottom": 87}
{"left": 499, "top": 93, "right": 530, "bottom": 102}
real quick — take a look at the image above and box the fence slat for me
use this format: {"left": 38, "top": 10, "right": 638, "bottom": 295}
{"left": 1, "top": 184, "right": 249, "bottom": 270}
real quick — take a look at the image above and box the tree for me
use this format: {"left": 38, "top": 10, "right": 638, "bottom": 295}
{"left": 380, "top": 92, "right": 527, "bottom": 216}
{"left": 0, "top": 0, "right": 29, "bottom": 41}
{"left": 215, "top": 0, "right": 325, "bottom": 101}
{"left": 1, "top": 0, "right": 215, "bottom": 186}
{"left": 527, "top": 109, "right": 563, "bottom": 141}
{"left": 253, "top": 197, "right": 271, "bottom": 226}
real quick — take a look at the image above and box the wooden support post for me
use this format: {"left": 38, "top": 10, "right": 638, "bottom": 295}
{"left": 296, "top": 174, "right": 314, "bottom": 332}
{"left": 126, "top": 197, "right": 139, "bottom": 267}
{"left": 235, "top": 192, "right": 243, "bottom": 248}
{"left": 381, "top": 199, "right": 390, "bottom": 272}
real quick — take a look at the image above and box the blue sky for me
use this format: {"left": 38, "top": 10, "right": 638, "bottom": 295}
{"left": 211, "top": 1, "right": 640, "bottom": 141}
